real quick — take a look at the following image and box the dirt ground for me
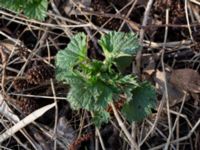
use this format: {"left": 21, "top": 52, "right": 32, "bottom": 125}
{"left": 0, "top": 0, "right": 200, "bottom": 150}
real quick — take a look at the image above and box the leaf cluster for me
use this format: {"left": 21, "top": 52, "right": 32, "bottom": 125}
{"left": 0, "top": 0, "right": 48, "bottom": 20}
{"left": 56, "top": 31, "right": 156, "bottom": 127}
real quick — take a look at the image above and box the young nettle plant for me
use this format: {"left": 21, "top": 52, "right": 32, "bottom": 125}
{"left": 56, "top": 31, "right": 156, "bottom": 127}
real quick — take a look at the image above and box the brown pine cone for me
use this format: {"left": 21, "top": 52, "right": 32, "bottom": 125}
{"left": 15, "top": 97, "right": 38, "bottom": 116}
{"left": 91, "top": 0, "right": 120, "bottom": 30}
{"left": 26, "top": 65, "right": 54, "bottom": 85}
{"left": 107, "top": 97, "right": 126, "bottom": 114}
{"left": 91, "top": 0, "right": 130, "bottom": 30}
{"left": 13, "top": 78, "right": 30, "bottom": 92}
{"left": 91, "top": 0, "right": 110, "bottom": 12}
{"left": 191, "top": 43, "right": 200, "bottom": 53}
{"left": 17, "top": 46, "right": 29, "bottom": 59}
{"left": 69, "top": 133, "right": 93, "bottom": 150}
{"left": 108, "top": 0, "right": 129, "bottom": 8}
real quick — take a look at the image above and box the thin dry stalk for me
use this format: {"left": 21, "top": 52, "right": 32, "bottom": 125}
{"left": 161, "top": 8, "right": 172, "bottom": 150}
{"left": 50, "top": 79, "right": 58, "bottom": 150}
{"left": 167, "top": 93, "right": 188, "bottom": 149}
{"left": 139, "top": 94, "right": 166, "bottom": 147}
{"left": 96, "top": 127, "right": 106, "bottom": 150}
{"left": 9, "top": 92, "right": 67, "bottom": 100}
{"left": 131, "top": 122, "right": 137, "bottom": 150}
{"left": 110, "top": 103, "right": 139, "bottom": 150}
{"left": 118, "top": 0, "right": 138, "bottom": 31}
{"left": 0, "top": 10, "right": 88, "bottom": 29}
{"left": 50, "top": 0, "right": 73, "bottom": 37}
{"left": 150, "top": 118, "right": 200, "bottom": 150}
{"left": 190, "top": 0, "right": 200, "bottom": 5}
{"left": 136, "top": 0, "right": 154, "bottom": 75}
{"left": 0, "top": 45, "right": 8, "bottom": 95}
{"left": 191, "top": 4, "right": 200, "bottom": 23}
{"left": 185, "top": 0, "right": 194, "bottom": 41}
{"left": 92, "top": 0, "right": 139, "bottom": 37}
{"left": 143, "top": 40, "right": 192, "bottom": 49}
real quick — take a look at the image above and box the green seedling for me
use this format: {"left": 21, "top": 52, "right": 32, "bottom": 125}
{"left": 56, "top": 31, "right": 156, "bottom": 127}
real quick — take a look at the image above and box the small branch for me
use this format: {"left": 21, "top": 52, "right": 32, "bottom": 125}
{"left": 131, "top": 122, "right": 137, "bottom": 150}
{"left": 161, "top": 8, "right": 172, "bottom": 150}
{"left": 50, "top": 79, "right": 58, "bottom": 150}
{"left": 96, "top": 127, "right": 106, "bottom": 150}
{"left": 136, "top": 0, "right": 154, "bottom": 75}
{"left": 91, "top": 112, "right": 106, "bottom": 150}
{"left": 110, "top": 103, "right": 139, "bottom": 150}
{"left": 0, "top": 45, "right": 9, "bottom": 95}
{"left": 185, "top": 0, "right": 194, "bottom": 41}
{"left": 150, "top": 117, "right": 200, "bottom": 150}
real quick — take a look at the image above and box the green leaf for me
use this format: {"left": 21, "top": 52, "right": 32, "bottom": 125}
{"left": 116, "top": 74, "right": 139, "bottom": 102}
{"left": 57, "top": 32, "right": 87, "bottom": 68}
{"left": 121, "top": 82, "right": 156, "bottom": 122}
{"left": 0, "top": 0, "right": 48, "bottom": 20}
{"left": 114, "top": 56, "right": 133, "bottom": 72}
{"left": 88, "top": 60, "right": 104, "bottom": 75}
{"left": 116, "top": 74, "right": 139, "bottom": 86}
{"left": 67, "top": 78, "right": 114, "bottom": 112}
{"left": 91, "top": 81, "right": 113, "bottom": 109}
{"left": 67, "top": 84, "right": 93, "bottom": 110}
{"left": 0, "top": 0, "right": 22, "bottom": 11}
{"left": 24, "top": 0, "right": 48, "bottom": 21}
{"left": 99, "top": 31, "right": 140, "bottom": 61}
{"left": 92, "top": 110, "right": 110, "bottom": 127}
{"left": 56, "top": 33, "right": 88, "bottom": 81}
{"left": 56, "top": 50, "right": 70, "bottom": 80}
{"left": 55, "top": 31, "right": 154, "bottom": 127}
{"left": 57, "top": 72, "right": 85, "bottom": 85}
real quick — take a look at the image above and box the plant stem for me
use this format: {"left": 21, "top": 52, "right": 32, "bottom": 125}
{"left": 96, "top": 127, "right": 106, "bottom": 150}
{"left": 131, "top": 122, "right": 137, "bottom": 150}
{"left": 110, "top": 103, "right": 139, "bottom": 150}
{"left": 91, "top": 112, "right": 106, "bottom": 150}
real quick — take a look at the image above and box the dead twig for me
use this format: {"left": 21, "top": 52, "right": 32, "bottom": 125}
{"left": 136, "top": 0, "right": 154, "bottom": 76}
{"left": 110, "top": 103, "right": 139, "bottom": 150}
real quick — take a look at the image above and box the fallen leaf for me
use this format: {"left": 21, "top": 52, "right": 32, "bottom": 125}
{"left": 154, "top": 70, "right": 187, "bottom": 106}
{"left": 170, "top": 69, "right": 200, "bottom": 93}
{"left": 142, "top": 55, "right": 156, "bottom": 76}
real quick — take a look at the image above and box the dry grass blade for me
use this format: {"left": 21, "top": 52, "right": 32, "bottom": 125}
{"left": 161, "top": 8, "right": 172, "bottom": 150}
{"left": 170, "top": 68, "right": 200, "bottom": 93}
{"left": 0, "top": 94, "right": 20, "bottom": 123}
{"left": 0, "top": 102, "right": 56, "bottom": 143}
{"left": 136, "top": 0, "right": 154, "bottom": 74}
{"left": 110, "top": 103, "right": 139, "bottom": 150}
{"left": 150, "top": 118, "right": 200, "bottom": 150}
{"left": 190, "top": 0, "right": 200, "bottom": 7}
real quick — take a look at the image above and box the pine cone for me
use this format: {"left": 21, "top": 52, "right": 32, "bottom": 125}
{"left": 13, "top": 78, "right": 30, "bottom": 92}
{"left": 69, "top": 133, "right": 93, "bottom": 150}
{"left": 108, "top": 0, "right": 129, "bottom": 8}
{"left": 17, "top": 46, "right": 29, "bottom": 59}
{"left": 91, "top": 0, "right": 126, "bottom": 30}
{"left": 107, "top": 97, "right": 126, "bottom": 114}
{"left": 91, "top": 0, "right": 110, "bottom": 12}
{"left": 26, "top": 65, "right": 54, "bottom": 85}
{"left": 15, "top": 97, "right": 38, "bottom": 116}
